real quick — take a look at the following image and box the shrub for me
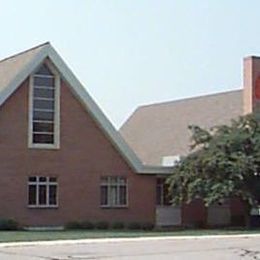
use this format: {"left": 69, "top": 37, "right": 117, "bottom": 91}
{"left": 81, "top": 221, "right": 95, "bottom": 230}
{"left": 65, "top": 221, "right": 83, "bottom": 230}
{"left": 65, "top": 221, "right": 96, "bottom": 230}
{"left": 141, "top": 222, "right": 154, "bottom": 231}
{"left": 127, "top": 222, "right": 141, "bottom": 230}
{"left": 111, "top": 222, "right": 125, "bottom": 230}
{"left": 184, "top": 221, "right": 205, "bottom": 229}
{"left": 0, "top": 219, "right": 19, "bottom": 230}
{"left": 95, "top": 221, "right": 109, "bottom": 230}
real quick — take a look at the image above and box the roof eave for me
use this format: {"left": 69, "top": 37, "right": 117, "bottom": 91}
{"left": 47, "top": 46, "right": 146, "bottom": 173}
{"left": 138, "top": 165, "right": 174, "bottom": 175}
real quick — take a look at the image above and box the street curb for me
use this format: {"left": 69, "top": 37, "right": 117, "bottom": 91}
{"left": 0, "top": 234, "right": 260, "bottom": 248}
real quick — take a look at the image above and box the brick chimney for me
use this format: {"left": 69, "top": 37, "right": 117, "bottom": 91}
{"left": 243, "top": 56, "right": 260, "bottom": 115}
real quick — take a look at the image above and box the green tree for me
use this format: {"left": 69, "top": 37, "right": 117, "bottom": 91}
{"left": 167, "top": 114, "right": 260, "bottom": 218}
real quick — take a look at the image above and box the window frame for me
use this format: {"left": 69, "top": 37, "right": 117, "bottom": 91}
{"left": 27, "top": 176, "right": 58, "bottom": 208}
{"left": 28, "top": 60, "right": 60, "bottom": 149}
{"left": 100, "top": 176, "right": 128, "bottom": 208}
{"left": 156, "top": 178, "right": 171, "bottom": 206}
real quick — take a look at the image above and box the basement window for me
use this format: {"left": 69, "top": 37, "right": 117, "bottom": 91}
{"left": 28, "top": 62, "right": 60, "bottom": 149}
{"left": 28, "top": 176, "right": 58, "bottom": 208}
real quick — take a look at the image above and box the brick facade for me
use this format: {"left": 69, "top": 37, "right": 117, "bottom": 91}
{"left": 0, "top": 78, "right": 156, "bottom": 227}
{"left": 0, "top": 44, "right": 258, "bottom": 228}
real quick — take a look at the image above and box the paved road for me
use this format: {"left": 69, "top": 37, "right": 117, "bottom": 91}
{"left": 0, "top": 236, "right": 259, "bottom": 259}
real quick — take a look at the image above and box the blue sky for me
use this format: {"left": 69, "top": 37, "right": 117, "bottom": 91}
{"left": 0, "top": 1, "right": 260, "bottom": 128}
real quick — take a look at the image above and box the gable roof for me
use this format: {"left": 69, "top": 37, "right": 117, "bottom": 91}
{"left": 0, "top": 43, "right": 48, "bottom": 104}
{"left": 0, "top": 42, "right": 172, "bottom": 175}
{"left": 120, "top": 90, "right": 243, "bottom": 166}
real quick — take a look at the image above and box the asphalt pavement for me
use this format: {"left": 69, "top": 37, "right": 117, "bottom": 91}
{"left": 0, "top": 235, "right": 259, "bottom": 259}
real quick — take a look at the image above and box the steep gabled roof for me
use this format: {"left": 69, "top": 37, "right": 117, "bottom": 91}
{"left": 0, "top": 43, "right": 49, "bottom": 104}
{"left": 120, "top": 90, "right": 243, "bottom": 166}
{"left": 0, "top": 43, "right": 172, "bottom": 175}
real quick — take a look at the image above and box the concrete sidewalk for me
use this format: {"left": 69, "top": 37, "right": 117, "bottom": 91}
{"left": 1, "top": 233, "right": 260, "bottom": 248}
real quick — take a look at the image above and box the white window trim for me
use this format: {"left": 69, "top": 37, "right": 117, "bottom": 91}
{"left": 28, "top": 60, "right": 60, "bottom": 149}
{"left": 100, "top": 176, "right": 128, "bottom": 208}
{"left": 27, "top": 176, "right": 59, "bottom": 208}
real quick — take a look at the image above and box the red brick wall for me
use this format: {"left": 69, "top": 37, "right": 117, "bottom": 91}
{"left": 182, "top": 199, "right": 207, "bottom": 227}
{"left": 244, "top": 56, "right": 260, "bottom": 115}
{"left": 0, "top": 78, "right": 156, "bottom": 226}
{"left": 229, "top": 198, "right": 247, "bottom": 226}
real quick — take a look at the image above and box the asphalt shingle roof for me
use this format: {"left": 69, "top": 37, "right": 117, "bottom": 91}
{"left": 0, "top": 42, "right": 49, "bottom": 92}
{"left": 120, "top": 90, "right": 243, "bottom": 166}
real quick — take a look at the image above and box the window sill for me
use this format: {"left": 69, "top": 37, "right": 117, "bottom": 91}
{"left": 28, "top": 143, "right": 60, "bottom": 150}
{"left": 156, "top": 205, "right": 180, "bottom": 208}
{"left": 100, "top": 205, "right": 128, "bottom": 209}
{"left": 28, "top": 205, "right": 58, "bottom": 209}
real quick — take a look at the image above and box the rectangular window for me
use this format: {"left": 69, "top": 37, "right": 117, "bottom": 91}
{"left": 156, "top": 178, "right": 171, "bottom": 206}
{"left": 28, "top": 176, "right": 58, "bottom": 208}
{"left": 100, "top": 177, "right": 127, "bottom": 207}
{"left": 29, "top": 62, "right": 60, "bottom": 149}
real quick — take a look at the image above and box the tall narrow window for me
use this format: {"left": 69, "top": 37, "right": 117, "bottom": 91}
{"left": 156, "top": 178, "right": 171, "bottom": 206}
{"left": 29, "top": 62, "right": 60, "bottom": 148}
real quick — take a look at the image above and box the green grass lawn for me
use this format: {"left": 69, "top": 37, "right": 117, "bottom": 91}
{"left": 0, "top": 229, "right": 259, "bottom": 243}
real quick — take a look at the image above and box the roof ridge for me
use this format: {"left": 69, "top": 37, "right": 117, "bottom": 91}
{"left": 0, "top": 42, "right": 50, "bottom": 64}
{"left": 140, "top": 88, "right": 242, "bottom": 109}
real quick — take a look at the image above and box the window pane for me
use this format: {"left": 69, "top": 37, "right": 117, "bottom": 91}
{"left": 39, "top": 177, "right": 47, "bottom": 182}
{"left": 33, "top": 111, "right": 54, "bottom": 121}
{"left": 39, "top": 185, "right": 47, "bottom": 205}
{"left": 163, "top": 183, "right": 171, "bottom": 205}
{"left": 156, "top": 184, "right": 162, "bottom": 205}
{"left": 33, "top": 134, "right": 54, "bottom": 144}
{"left": 118, "top": 177, "right": 126, "bottom": 184}
{"left": 29, "top": 176, "right": 36, "bottom": 182}
{"left": 33, "top": 99, "right": 54, "bottom": 110}
{"left": 49, "top": 185, "right": 57, "bottom": 205}
{"left": 35, "top": 64, "right": 54, "bottom": 76}
{"left": 119, "top": 186, "right": 127, "bottom": 205}
{"left": 156, "top": 179, "right": 171, "bottom": 206}
{"left": 110, "top": 177, "right": 117, "bottom": 184}
{"left": 157, "top": 178, "right": 164, "bottom": 185}
{"left": 49, "top": 177, "right": 57, "bottom": 182}
{"left": 28, "top": 185, "right": 36, "bottom": 205}
{"left": 110, "top": 186, "right": 118, "bottom": 206}
{"left": 100, "top": 186, "right": 108, "bottom": 206}
{"left": 34, "top": 76, "right": 55, "bottom": 87}
{"left": 33, "top": 122, "right": 54, "bottom": 132}
{"left": 34, "top": 88, "right": 55, "bottom": 99}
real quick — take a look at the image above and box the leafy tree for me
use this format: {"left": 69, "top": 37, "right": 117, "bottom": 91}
{"left": 167, "top": 114, "right": 260, "bottom": 217}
